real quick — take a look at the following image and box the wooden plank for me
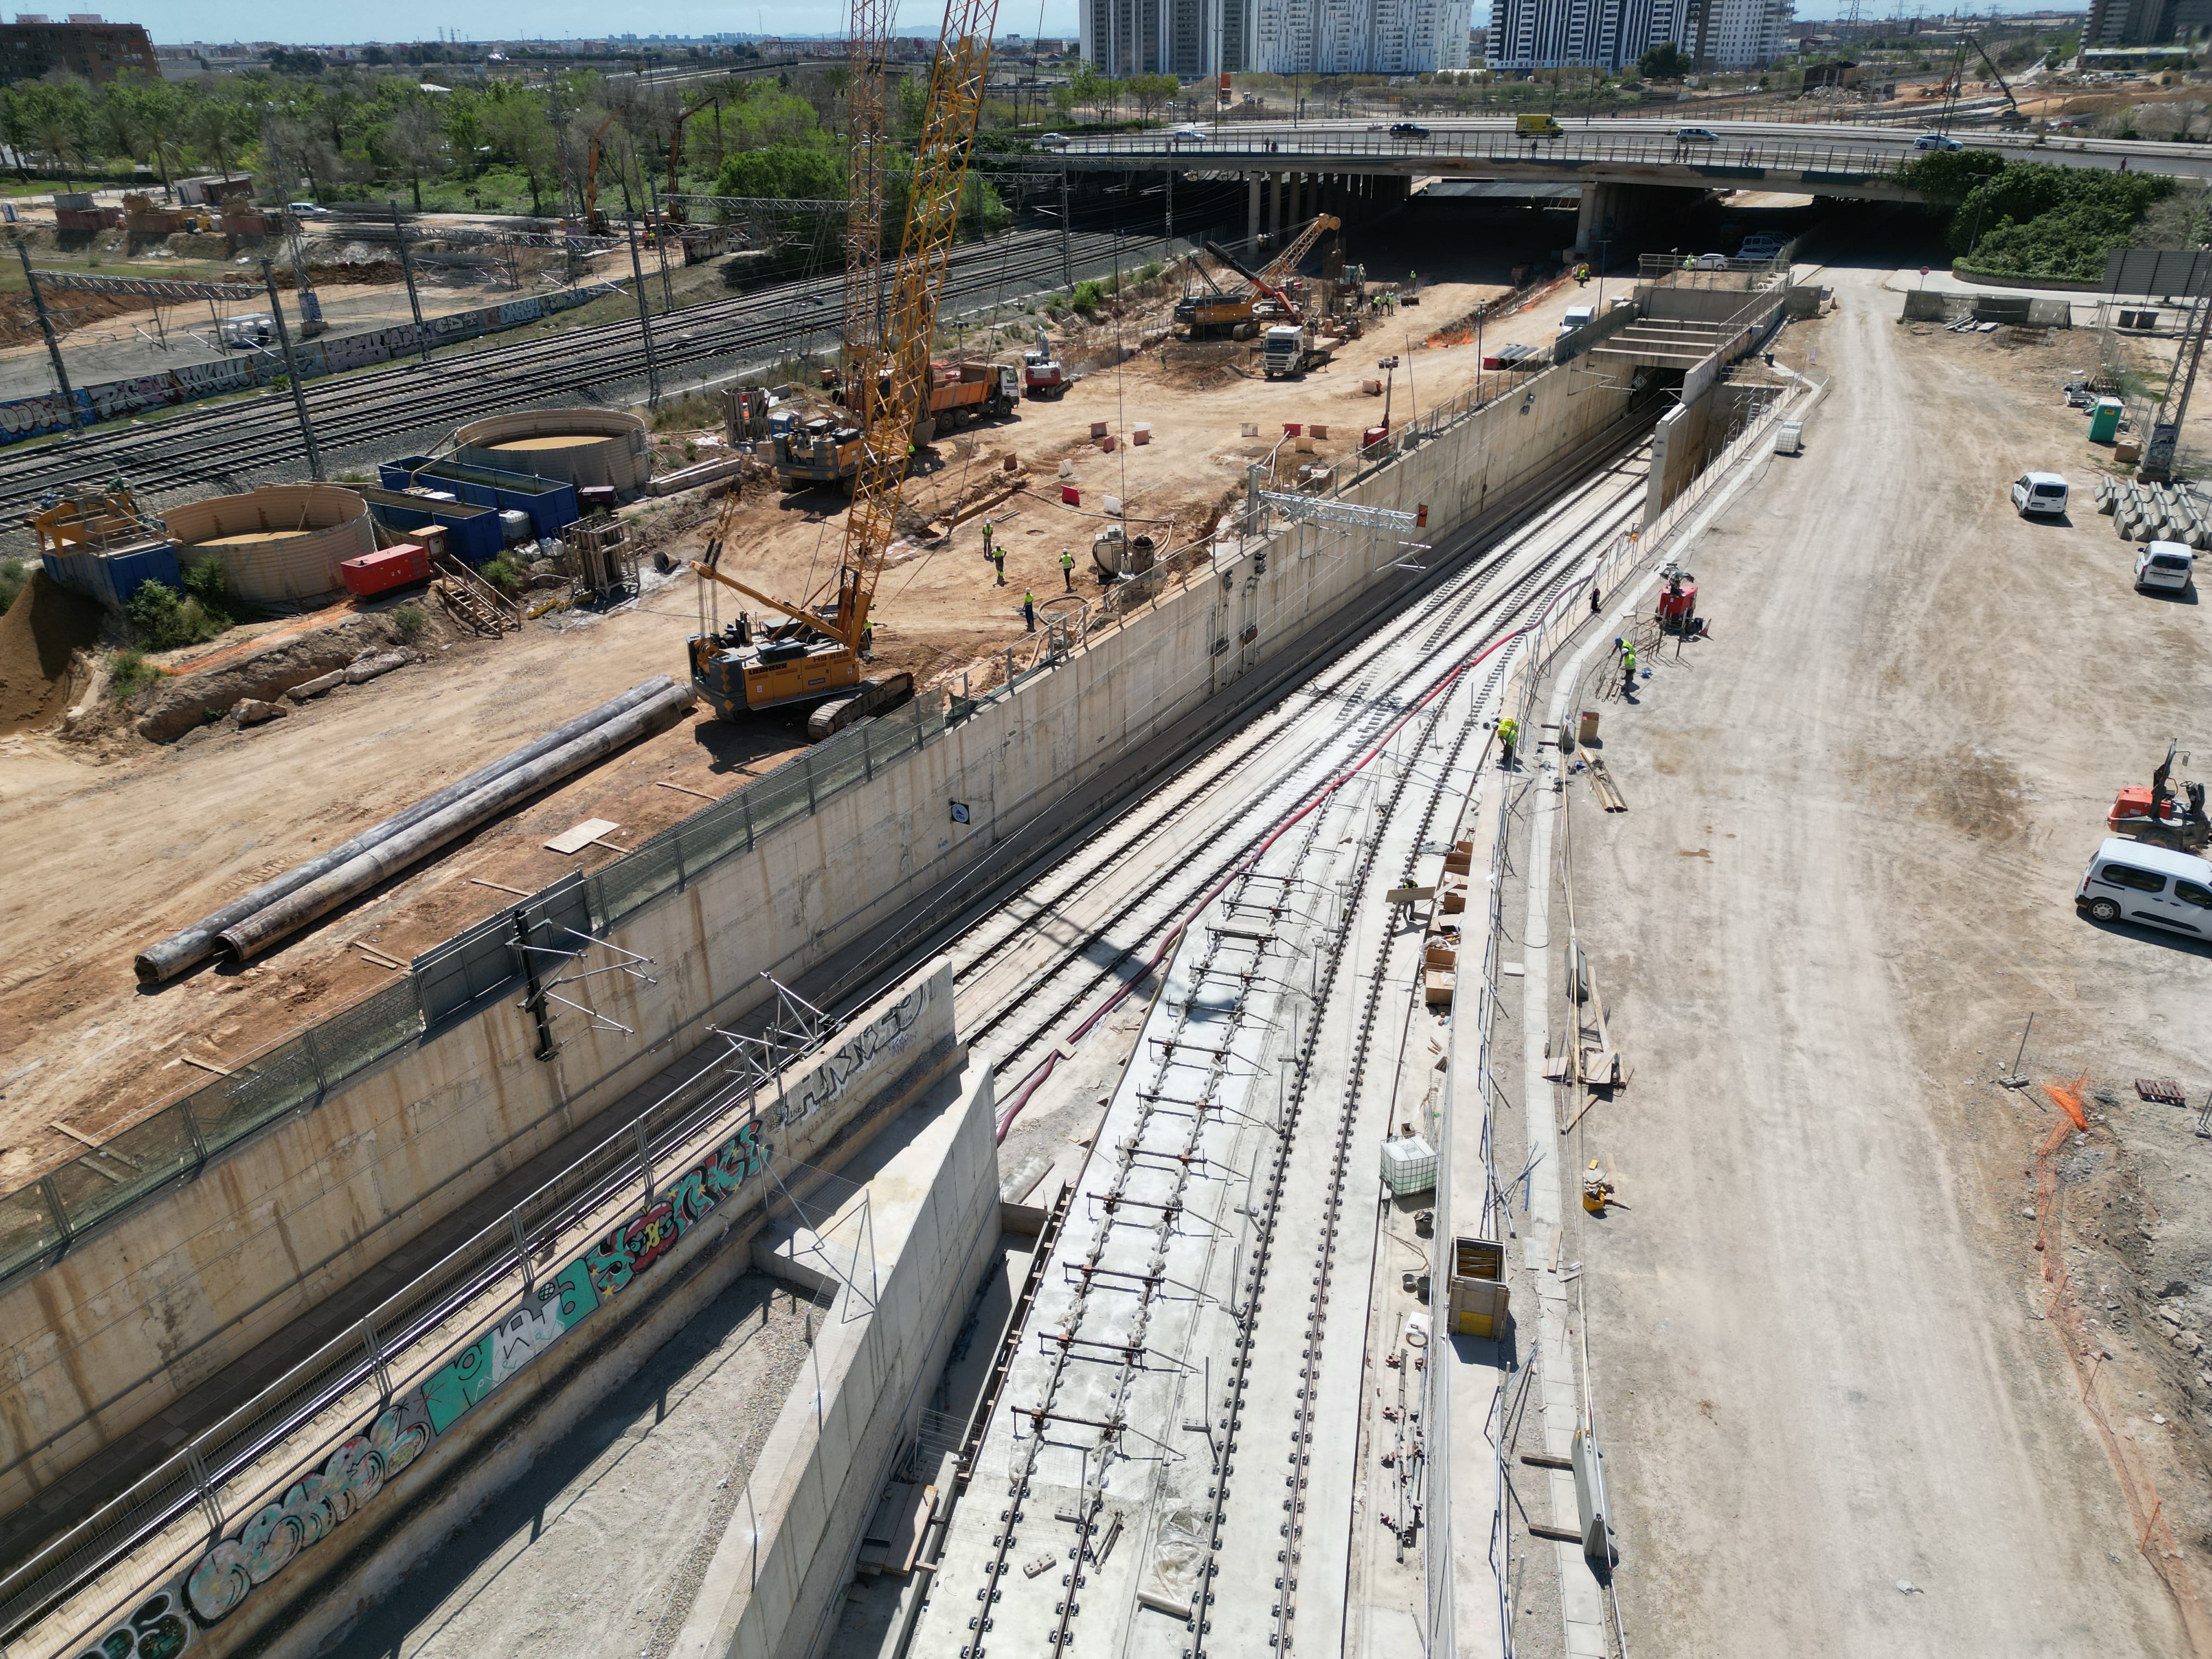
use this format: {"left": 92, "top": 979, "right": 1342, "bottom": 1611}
{"left": 178, "top": 1053, "right": 232, "bottom": 1077}
{"left": 545, "top": 817, "right": 622, "bottom": 855}
{"left": 1519, "top": 1452, "right": 1575, "bottom": 1471}
{"left": 1528, "top": 1523, "right": 1587, "bottom": 1544}
{"left": 654, "top": 778, "right": 717, "bottom": 802}
{"left": 469, "top": 877, "right": 534, "bottom": 898}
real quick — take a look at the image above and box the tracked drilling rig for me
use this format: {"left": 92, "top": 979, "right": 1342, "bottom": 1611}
{"left": 690, "top": 0, "right": 1001, "bottom": 740}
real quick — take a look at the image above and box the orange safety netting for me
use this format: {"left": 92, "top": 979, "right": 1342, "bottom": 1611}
{"left": 2043, "top": 1074, "right": 2090, "bottom": 1131}
{"left": 2034, "top": 1080, "right": 2212, "bottom": 1651}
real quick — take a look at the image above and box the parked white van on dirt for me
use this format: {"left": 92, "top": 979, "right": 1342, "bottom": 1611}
{"left": 2075, "top": 837, "right": 2212, "bottom": 938}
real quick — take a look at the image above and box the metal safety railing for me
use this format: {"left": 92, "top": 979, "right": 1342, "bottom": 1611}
{"left": 0, "top": 972, "right": 869, "bottom": 1647}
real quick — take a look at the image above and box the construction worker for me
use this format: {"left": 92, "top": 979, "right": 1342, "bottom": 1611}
{"left": 1681, "top": 253, "right": 1695, "bottom": 270}
{"left": 1574, "top": 263, "right": 1590, "bottom": 286}
{"left": 1589, "top": 585, "right": 1600, "bottom": 616}
{"left": 1497, "top": 714, "right": 1519, "bottom": 769}
{"left": 1620, "top": 636, "right": 1638, "bottom": 695}
{"left": 981, "top": 519, "right": 995, "bottom": 558}
{"left": 1059, "top": 546, "right": 1076, "bottom": 591}
{"left": 992, "top": 549, "right": 1007, "bottom": 585}
{"left": 1023, "top": 588, "right": 1036, "bottom": 633}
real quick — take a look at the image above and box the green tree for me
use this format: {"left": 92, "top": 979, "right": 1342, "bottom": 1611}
{"left": 1638, "top": 42, "right": 1690, "bottom": 79}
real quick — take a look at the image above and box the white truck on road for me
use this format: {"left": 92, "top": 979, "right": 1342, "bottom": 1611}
{"left": 1262, "top": 323, "right": 1335, "bottom": 380}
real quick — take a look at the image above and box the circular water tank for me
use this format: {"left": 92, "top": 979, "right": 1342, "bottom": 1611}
{"left": 165, "top": 484, "right": 374, "bottom": 607}
{"left": 453, "top": 408, "right": 652, "bottom": 495}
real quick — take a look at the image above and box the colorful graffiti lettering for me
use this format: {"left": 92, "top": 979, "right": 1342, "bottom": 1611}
{"left": 421, "top": 1260, "right": 600, "bottom": 1433}
{"left": 583, "top": 1119, "right": 766, "bottom": 1297}
{"left": 74, "top": 1578, "right": 195, "bottom": 1659}
{"left": 183, "top": 1391, "right": 430, "bottom": 1625}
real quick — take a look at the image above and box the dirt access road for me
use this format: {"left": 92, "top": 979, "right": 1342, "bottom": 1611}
{"left": 1553, "top": 240, "right": 2211, "bottom": 1655}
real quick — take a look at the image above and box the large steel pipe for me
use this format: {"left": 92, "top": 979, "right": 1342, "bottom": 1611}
{"left": 134, "top": 676, "right": 680, "bottom": 983}
{"left": 215, "top": 681, "right": 695, "bottom": 962}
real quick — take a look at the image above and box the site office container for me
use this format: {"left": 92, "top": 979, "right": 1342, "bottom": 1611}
{"left": 379, "top": 455, "right": 582, "bottom": 538}
{"left": 339, "top": 541, "right": 430, "bottom": 598}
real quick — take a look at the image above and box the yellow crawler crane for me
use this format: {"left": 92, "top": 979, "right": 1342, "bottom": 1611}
{"left": 690, "top": 0, "right": 1000, "bottom": 740}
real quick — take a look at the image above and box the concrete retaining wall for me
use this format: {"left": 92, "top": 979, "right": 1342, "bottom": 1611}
{"left": 671, "top": 1065, "right": 1001, "bottom": 1659}
{"left": 0, "top": 348, "right": 1640, "bottom": 1535}
{"left": 42, "top": 964, "right": 964, "bottom": 1659}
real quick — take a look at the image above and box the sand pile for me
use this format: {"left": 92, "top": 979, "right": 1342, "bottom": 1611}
{"left": 0, "top": 571, "right": 104, "bottom": 735}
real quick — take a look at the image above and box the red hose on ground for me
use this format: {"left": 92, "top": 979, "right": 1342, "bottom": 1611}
{"left": 994, "top": 627, "right": 1521, "bottom": 1142}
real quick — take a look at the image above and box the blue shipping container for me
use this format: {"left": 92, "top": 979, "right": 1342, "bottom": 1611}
{"left": 41, "top": 540, "right": 180, "bottom": 612}
{"left": 379, "top": 455, "right": 581, "bottom": 538}
{"left": 357, "top": 487, "right": 505, "bottom": 565}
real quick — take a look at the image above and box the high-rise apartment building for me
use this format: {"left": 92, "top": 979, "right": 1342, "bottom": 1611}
{"left": 2084, "top": 0, "right": 2176, "bottom": 47}
{"left": 1083, "top": 0, "right": 1469, "bottom": 76}
{"left": 1485, "top": 0, "right": 1786, "bottom": 69}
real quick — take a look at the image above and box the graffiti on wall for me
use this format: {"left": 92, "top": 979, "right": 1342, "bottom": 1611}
{"left": 171, "top": 1116, "right": 766, "bottom": 1634}
{"left": 0, "top": 287, "right": 604, "bottom": 448}
{"left": 134, "top": 970, "right": 944, "bottom": 1648}
{"left": 781, "top": 974, "right": 936, "bottom": 1126}
{"left": 583, "top": 1118, "right": 769, "bottom": 1298}
{"left": 72, "top": 1577, "right": 196, "bottom": 1659}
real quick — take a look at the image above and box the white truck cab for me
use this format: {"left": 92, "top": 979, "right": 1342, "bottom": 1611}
{"left": 2075, "top": 836, "right": 2212, "bottom": 936}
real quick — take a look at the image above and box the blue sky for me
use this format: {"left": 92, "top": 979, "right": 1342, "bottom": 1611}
{"left": 120, "top": 1, "right": 1084, "bottom": 44}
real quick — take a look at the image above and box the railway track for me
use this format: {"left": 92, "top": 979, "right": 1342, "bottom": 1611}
{"left": 912, "top": 443, "right": 1655, "bottom": 1658}
{"left": 944, "top": 465, "right": 1651, "bottom": 1085}
{"left": 0, "top": 223, "right": 1206, "bottom": 521}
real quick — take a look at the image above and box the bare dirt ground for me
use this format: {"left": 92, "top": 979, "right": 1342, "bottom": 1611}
{"left": 0, "top": 199, "right": 1623, "bottom": 1192}
{"left": 1551, "top": 230, "right": 2212, "bottom": 1655}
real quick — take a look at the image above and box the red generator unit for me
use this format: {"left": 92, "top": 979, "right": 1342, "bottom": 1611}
{"left": 341, "top": 542, "right": 430, "bottom": 598}
{"left": 1657, "top": 565, "right": 1699, "bottom": 634}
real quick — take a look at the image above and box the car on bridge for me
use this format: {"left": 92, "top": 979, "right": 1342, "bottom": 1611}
{"left": 1915, "top": 132, "right": 1965, "bottom": 151}
{"left": 1390, "top": 121, "right": 1431, "bottom": 139}
{"left": 1171, "top": 123, "right": 1207, "bottom": 145}
{"left": 1675, "top": 126, "right": 1720, "bottom": 144}
{"left": 1039, "top": 131, "right": 1071, "bottom": 149}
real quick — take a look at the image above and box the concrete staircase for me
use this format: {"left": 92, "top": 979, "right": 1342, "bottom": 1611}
{"left": 1587, "top": 318, "right": 1737, "bottom": 371}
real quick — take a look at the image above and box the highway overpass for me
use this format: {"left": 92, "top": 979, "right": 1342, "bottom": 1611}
{"left": 1015, "top": 117, "right": 2212, "bottom": 255}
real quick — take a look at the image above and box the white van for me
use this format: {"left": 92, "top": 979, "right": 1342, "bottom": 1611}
{"left": 2075, "top": 837, "right": 2212, "bottom": 938}
{"left": 2136, "top": 540, "right": 2195, "bottom": 594}
{"left": 2010, "top": 471, "right": 2069, "bottom": 517}
{"left": 1558, "top": 303, "right": 1595, "bottom": 337}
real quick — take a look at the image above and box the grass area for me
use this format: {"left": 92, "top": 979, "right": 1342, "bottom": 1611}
{"left": 0, "top": 556, "right": 24, "bottom": 614}
{"left": 105, "top": 646, "right": 160, "bottom": 700}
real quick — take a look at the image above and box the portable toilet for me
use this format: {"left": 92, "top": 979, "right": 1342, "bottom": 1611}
{"left": 2090, "top": 397, "right": 2124, "bottom": 444}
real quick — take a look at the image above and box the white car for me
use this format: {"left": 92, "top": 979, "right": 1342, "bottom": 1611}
{"left": 286, "top": 200, "right": 331, "bottom": 218}
{"left": 2136, "top": 540, "right": 2196, "bottom": 593}
{"left": 2010, "top": 471, "right": 2069, "bottom": 517}
{"left": 1037, "top": 131, "right": 1070, "bottom": 149}
{"left": 1170, "top": 123, "right": 1206, "bottom": 144}
{"left": 1914, "top": 132, "right": 1964, "bottom": 151}
{"left": 1692, "top": 252, "right": 1730, "bottom": 270}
